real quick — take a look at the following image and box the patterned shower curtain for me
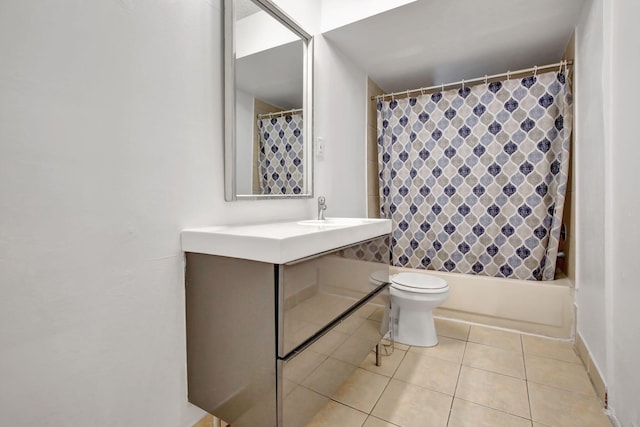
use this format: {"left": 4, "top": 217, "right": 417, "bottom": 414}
{"left": 377, "top": 71, "right": 572, "bottom": 281}
{"left": 257, "top": 114, "right": 304, "bottom": 194}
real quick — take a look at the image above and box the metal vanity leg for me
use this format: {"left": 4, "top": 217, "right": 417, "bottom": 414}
{"left": 375, "top": 343, "right": 382, "bottom": 367}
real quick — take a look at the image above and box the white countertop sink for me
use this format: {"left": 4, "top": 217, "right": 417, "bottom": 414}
{"left": 181, "top": 218, "right": 391, "bottom": 264}
{"left": 297, "top": 218, "right": 382, "bottom": 226}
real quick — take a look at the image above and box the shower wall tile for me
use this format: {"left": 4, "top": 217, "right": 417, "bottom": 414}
{"left": 367, "top": 124, "right": 378, "bottom": 161}
{"left": 367, "top": 77, "right": 384, "bottom": 218}
{"left": 367, "top": 160, "right": 380, "bottom": 196}
{"left": 368, "top": 78, "right": 384, "bottom": 126}
{"left": 368, "top": 196, "right": 381, "bottom": 219}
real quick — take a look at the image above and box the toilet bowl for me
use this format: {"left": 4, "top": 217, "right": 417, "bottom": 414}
{"left": 390, "top": 272, "right": 449, "bottom": 347}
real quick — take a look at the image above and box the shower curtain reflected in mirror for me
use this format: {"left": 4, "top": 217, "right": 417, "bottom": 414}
{"left": 257, "top": 114, "right": 304, "bottom": 195}
{"left": 377, "top": 71, "right": 572, "bottom": 281}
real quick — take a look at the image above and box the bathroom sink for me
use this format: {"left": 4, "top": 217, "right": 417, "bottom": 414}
{"left": 181, "top": 218, "right": 391, "bottom": 264}
{"left": 297, "top": 218, "right": 377, "bottom": 227}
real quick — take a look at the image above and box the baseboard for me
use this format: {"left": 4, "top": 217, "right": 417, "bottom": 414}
{"left": 575, "top": 331, "right": 607, "bottom": 407}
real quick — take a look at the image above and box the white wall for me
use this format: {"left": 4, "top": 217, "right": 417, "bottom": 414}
{"left": 575, "top": 0, "right": 640, "bottom": 425}
{"left": 608, "top": 0, "right": 640, "bottom": 424}
{"left": 236, "top": 10, "right": 298, "bottom": 59}
{"left": 575, "top": 0, "right": 608, "bottom": 374}
{"left": 0, "top": 1, "right": 314, "bottom": 426}
{"left": 313, "top": 35, "right": 368, "bottom": 217}
{"left": 235, "top": 89, "right": 254, "bottom": 194}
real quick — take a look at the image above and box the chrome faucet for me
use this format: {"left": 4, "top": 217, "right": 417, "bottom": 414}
{"left": 317, "top": 196, "right": 327, "bottom": 220}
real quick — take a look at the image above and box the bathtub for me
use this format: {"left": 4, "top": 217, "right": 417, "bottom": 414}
{"left": 391, "top": 266, "right": 575, "bottom": 339}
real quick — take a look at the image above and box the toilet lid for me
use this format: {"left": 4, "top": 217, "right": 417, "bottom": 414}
{"left": 392, "top": 272, "right": 448, "bottom": 292}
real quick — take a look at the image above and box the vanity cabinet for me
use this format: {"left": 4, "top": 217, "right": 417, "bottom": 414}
{"left": 184, "top": 229, "right": 390, "bottom": 427}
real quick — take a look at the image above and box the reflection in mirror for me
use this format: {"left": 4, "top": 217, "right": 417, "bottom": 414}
{"left": 225, "top": 0, "right": 313, "bottom": 200}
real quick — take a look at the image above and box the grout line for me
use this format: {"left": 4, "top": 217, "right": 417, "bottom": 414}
{"left": 522, "top": 333, "right": 535, "bottom": 422}
{"left": 363, "top": 348, "right": 409, "bottom": 421}
{"left": 446, "top": 339, "right": 467, "bottom": 426}
{"left": 453, "top": 397, "right": 533, "bottom": 423}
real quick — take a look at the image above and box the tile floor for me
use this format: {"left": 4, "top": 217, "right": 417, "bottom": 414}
{"left": 305, "top": 318, "right": 612, "bottom": 427}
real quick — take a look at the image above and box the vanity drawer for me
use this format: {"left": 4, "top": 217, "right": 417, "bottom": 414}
{"left": 277, "top": 282, "right": 389, "bottom": 427}
{"left": 278, "top": 235, "right": 390, "bottom": 358}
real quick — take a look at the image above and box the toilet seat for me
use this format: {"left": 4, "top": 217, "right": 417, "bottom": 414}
{"left": 391, "top": 272, "right": 448, "bottom": 294}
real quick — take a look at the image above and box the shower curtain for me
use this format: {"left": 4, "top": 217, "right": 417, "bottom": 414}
{"left": 377, "top": 71, "right": 572, "bottom": 281}
{"left": 257, "top": 113, "right": 304, "bottom": 194}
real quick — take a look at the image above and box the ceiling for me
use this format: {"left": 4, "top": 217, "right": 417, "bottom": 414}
{"left": 324, "top": 0, "right": 587, "bottom": 93}
{"left": 236, "top": 0, "right": 261, "bottom": 20}
{"left": 236, "top": 40, "right": 303, "bottom": 110}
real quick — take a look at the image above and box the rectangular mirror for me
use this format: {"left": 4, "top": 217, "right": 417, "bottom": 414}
{"left": 224, "top": 0, "right": 313, "bottom": 201}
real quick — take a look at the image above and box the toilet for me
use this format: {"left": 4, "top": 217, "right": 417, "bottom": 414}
{"left": 391, "top": 272, "right": 449, "bottom": 347}
{"left": 370, "top": 271, "right": 449, "bottom": 347}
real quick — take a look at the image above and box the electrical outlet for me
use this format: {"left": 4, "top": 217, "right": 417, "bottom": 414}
{"left": 316, "top": 137, "right": 325, "bottom": 158}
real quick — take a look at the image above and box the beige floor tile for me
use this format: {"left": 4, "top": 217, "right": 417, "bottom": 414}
{"left": 393, "top": 351, "right": 460, "bottom": 395}
{"left": 332, "top": 368, "right": 390, "bottom": 413}
{"left": 448, "top": 398, "right": 532, "bottom": 427}
{"left": 408, "top": 336, "right": 466, "bottom": 363}
{"left": 525, "top": 354, "right": 595, "bottom": 395}
{"left": 455, "top": 366, "right": 530, "bottom": 419}
{"left": 468, "top": 325, "right": 522, "bottom": 352}
{"left": 284, "top": 386, "right": 329, "bottom": 427}
{"left": 306, "top": 400, "right": 368, "bottom": 427}
{"left": 371, "top": 379, "right": 452, "bottom": 427}
{"left": 463, "top": 342, "right": 526, "bottom": 379}
{"left": 302, "top": 357, "right": 357, "bottom": 397}
{"left": 434, "top": 318, "right": 470, "bottom": 341}
{"left": 360, "top": 347, "right": 407, "bottom": 377}
{"left": 522, "top": 335, "right": 581, "bottom": 364}
{"left": 362, "top": 416, "right": 400, "bottom": 426}
{"left": 391, "top": 341, "right": 410, "bottom": 351}
{"left": 528, "top": 382, "right": 612, "bottom": 427}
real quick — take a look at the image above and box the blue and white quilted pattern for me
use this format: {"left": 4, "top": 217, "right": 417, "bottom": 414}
{"left": 258, "top": 114, "right": 304, "bottom": 195}
{"left": 377, "top": 71, "right": 573, "bottom": 281}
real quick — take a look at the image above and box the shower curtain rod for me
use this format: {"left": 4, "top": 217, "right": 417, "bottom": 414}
{"left": 257, "top": 107, "right": 303, "bottom": 119}
{"left": 372, "top": 60, "right": 573, "bottom": 101}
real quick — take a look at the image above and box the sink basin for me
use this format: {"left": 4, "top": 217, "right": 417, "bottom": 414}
{"left": 181, "top": 218, "right": 391, "bottom": 264}
{"left": 297, "top": 218, "right": 377, "bottom": 227}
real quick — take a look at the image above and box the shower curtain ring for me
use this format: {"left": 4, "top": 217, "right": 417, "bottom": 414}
{"left": 558, "top": 61, "right": 564, "bottom": 73}
{"left": 533, "top": 65, "right": 538, "bottom": 76}
{"left": 441, "top": 83, "right": 445, "bottom": 93}
{"left": 461, "top": 79, "right": 465, "bottom": 89}
{"left": 507, "top": 70, "right": 511, "bottom": 80}
{"left": 484, "top": 75, "right": 488, "bottom": 85}
{"left": 406, "top": 89, "right": 410, "bottom": 98}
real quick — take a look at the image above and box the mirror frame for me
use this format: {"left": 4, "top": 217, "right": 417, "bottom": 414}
{"left": 224, "top": 0, "right": 314, "bottom": 201}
